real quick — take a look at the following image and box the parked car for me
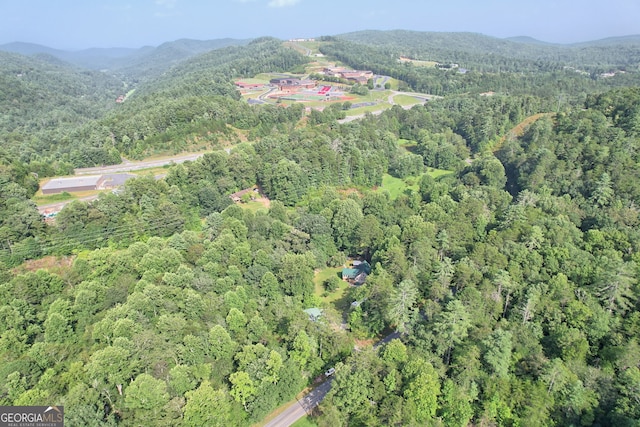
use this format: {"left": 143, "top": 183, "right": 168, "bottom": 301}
{"left": 325, "top": 367, "right": 335, "bottom": 377}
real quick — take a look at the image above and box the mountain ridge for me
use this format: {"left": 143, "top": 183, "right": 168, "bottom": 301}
{"left": 3, "top": 32, "right": 640, "bottom": 55}
{"left": 0, "top": 38, "right": 252, "bottom": 75}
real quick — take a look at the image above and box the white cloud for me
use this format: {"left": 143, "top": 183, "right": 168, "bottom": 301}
{"left": 268, "top": 0, "right": 300, "bottom": 7}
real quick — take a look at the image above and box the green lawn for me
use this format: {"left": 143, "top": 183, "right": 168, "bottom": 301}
{"left": 378, "top": 174, "right": 418, "bottom": 199}
{"left": 313, "top": 265, "right": 354, "bottom": 318}
{"left": 291, "top": 416, "right": 318, "bottom": 427}
{"left": 393, "top": 94, "right": 424, "bottom": 107}
{"left": 427, "top": 167, "right": 454, "bottom": 179}
{"left": 398, "top": 139, "right": 418, "bottom": 153}
{"left": 236, "top": 77, "right": 270, "bottom": 84}
{"left": 236, "top": 200, "right": 270, "bottom": 213}
{"left": 377, "top": 169, "right": 454, "bottom": 199}
{"left": 402, "top": 58, "right": 438, "bottom": 68}
{"left": 33, "top": 192, "right": 76, "bottom": 205}
{"left": 313, "top": 267, "right": 344, "bottom": 302}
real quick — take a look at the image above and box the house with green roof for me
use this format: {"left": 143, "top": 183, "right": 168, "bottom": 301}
{"left": 342, "top": 260, "right": 371, "bottom": 285}
{"left": 303, "top": 307, "right": 323, "bottom": 322}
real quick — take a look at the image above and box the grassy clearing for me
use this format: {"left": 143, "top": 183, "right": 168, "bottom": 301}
{"left": 123, "top": 89, "right": 136, "bottom": 102}
{"left": 398, "top": 139, "right": 418, "bottom": 153}
{"left": 291, "top": 416, "right": 319, "bottom": 427}
{"left": 313, "top": 266, "right": 354, "bottom": 314}
{"left": 236, "top": 199, "right": 270, "bottom": 213}
{"left": 400, "top": 58, "right": 439, "bottom": 68}
{"left": 393, "top": 94, "right": 424, "bottom": 107}
{"left": 33, "top": 192, "right": 77, "bottom": 205}
{"left": 427, "top": 167, "right": 455, "bottom": 179}
{"left": 254, "top": 72, "right": 303, "bottom": 81}
{"left": 236, "top": 77, "right": 270, "bottom": 84}
{"left": 313, "top": 267, "right": 344, "bottom": 300}
{"left": 378, "top": 169, "right": 454, "bottom": 199}
{"left": 378, "top": 174, "right": 419, "bottom": 199}
{"left": 385, "top": 78, "right": 402, "bottom": 90}
{"left": 34, "top": 189, "right": 102, "bottom": 205}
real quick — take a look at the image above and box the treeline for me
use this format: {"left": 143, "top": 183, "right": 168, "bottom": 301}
{"left": 1, "top": 88, "right": 639, "bottom": 426}
{"left": 319, "top": 38, "right": 640, "bottom": 97}
{"left": 0, "top": 38, "right": 309, "bottom": 168}
{"left": 59, "top": 38, "right": 309, "bottom": 165}
{"left": 337, "top": 30, "right": 640, "bottom": 73}
{"left": 0, "top": 91, "right": 555, "bottom": 266}
{"left": 0, "top": 51, "right": 125, "bottom": 164}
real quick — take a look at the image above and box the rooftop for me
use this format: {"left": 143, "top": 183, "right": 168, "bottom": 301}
{"left": 41, "top": 175, "right": 102, "bottom": 191}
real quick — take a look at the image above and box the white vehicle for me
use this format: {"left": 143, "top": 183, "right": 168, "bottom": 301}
{"left": 325, "top": 368, "right": 335, "bottom": 377}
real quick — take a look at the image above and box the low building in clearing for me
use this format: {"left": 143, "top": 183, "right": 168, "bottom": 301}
{"left": 235, "top": 81, "right": 265, "bottom": 90}
{"left": 230, "top": 187, "right": 259, "bottom": 202}
{"left": 323, "top": 68, "right": 373, "bottom": 84}
{"left": 342, "top": 260, "right": 372, "bottom": 285}
{"left": 41, "top": 175, "right": 104, "bottom": 195}
{"left": 40, "top": 173, "right": 137, "bottom": 195}
{"left": 303, "top": 308, "right": 323, "bottom": 322}
{"left": 270, "top": 78, "right": 316, "bottom": 92}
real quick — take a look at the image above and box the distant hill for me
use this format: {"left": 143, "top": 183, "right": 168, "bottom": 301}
{"left": 571, "top": 34, "right": 640, "bottom": 47}
{"left": 115, "top": 38, "right": 252, "bottom": 80}
{"left": 0, "top": 50, "right": 125, "bottom": 162}
{"left": 335, "top": 30, "right": 640, "bottom": 71}
{"left": 505, "top": 36, "right": 557, "bottom": 46}
{"left": 0, "top": 41, "right": 69, "bottom": 56}
{"left": 0, "top": 38, "right": 252, "bottom": 79}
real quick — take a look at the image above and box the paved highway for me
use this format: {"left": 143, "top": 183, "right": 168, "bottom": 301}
{"left": 74, "top": 152, "right": 207, "bottom": 175}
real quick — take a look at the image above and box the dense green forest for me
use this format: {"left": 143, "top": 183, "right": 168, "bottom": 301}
{"left": 320, "top": 32, "right": 640, "bottom": 97}
{"left": 1, "top": 31, "right": 640, "bottom": 426}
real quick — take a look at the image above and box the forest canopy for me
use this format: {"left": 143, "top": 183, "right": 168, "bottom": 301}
{"left": 1, "top": 32, "right": 639, "bottom": 426}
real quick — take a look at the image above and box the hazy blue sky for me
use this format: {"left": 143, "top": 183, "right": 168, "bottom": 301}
{"left": 1, "top": 0, "right": 638, "bottom": 49}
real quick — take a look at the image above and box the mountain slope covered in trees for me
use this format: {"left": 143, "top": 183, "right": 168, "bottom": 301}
{"left": 337, "top": 30, "right": 640, "bottom": 72}
{"left": 0, "top": 31, "right": 639, "bottom": 426}
{"left": 0, "top": 38, "right": 252, "bottom": 77}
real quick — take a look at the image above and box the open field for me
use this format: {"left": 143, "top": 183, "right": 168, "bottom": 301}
{"left": 377, "top": 169, "right": 454, "bottom": 199}
{"left": 313, "top": 267, "right": 347, "bottom": 304}
{"left": 427, "top": 167, "right": 455, "bottom": 179}
{"left": 34, "top": 189, "right": 100, "bottom": 205}
{"left": 398, "top": 138, "right": 418, "bottom": 153}
{"left": 236, "top": 197, "right": 271, "bottom": 213}
{"left": 378, "top": 174, "right": 419, "bottom": 199}
{"left": 393, "top": 94, "right": 425, "bottom": 107}
{"left": 33, "top": 191, "right": 77, "bottom": 205}
{"left": 399, "top": 58, "right": 439, "bottom": 68}
{"left": 382, "top": 77, "right": 402, "bottom": 90}
{"left": 237, "top": 77, "right": 270, "bottom": 84}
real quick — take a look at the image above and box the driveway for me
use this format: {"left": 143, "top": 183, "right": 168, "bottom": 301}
{"left": 261, "top": 331, "right": 402, "bottom": 427}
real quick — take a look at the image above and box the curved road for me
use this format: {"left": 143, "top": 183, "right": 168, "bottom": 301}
{"left": 337, "top": 90, "right": 437, "bottom": 124}
{"left": 262, "top": 331, "right": 401, "bottom": 427}
{"left": 264, "top": 380, "right": 333, "bottom": 427}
